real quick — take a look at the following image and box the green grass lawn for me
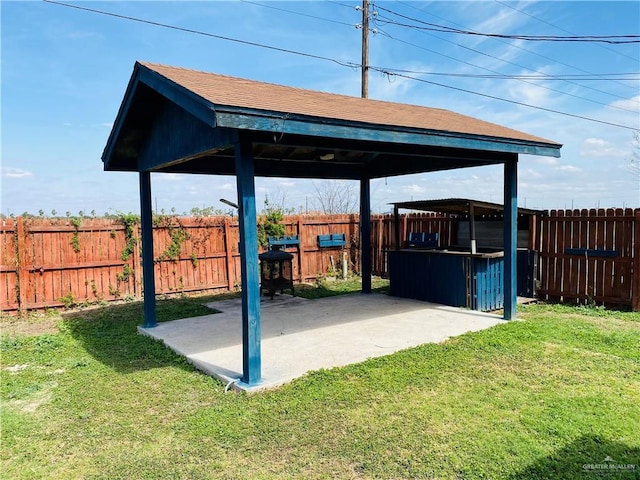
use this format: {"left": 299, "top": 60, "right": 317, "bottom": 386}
{"left": 2, "top": 283, "right": 639, "bottom": 479}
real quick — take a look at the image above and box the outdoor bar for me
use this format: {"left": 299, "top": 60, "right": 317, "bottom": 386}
{"left": 389, "top": 199, "right": 541, "bottom": 311}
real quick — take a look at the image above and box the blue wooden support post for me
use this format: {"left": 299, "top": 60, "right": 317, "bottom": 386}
{"left": 139, "top": 171, "right": 157, "bottom": 328}
{"left": 360, "top": 176, "right": 372, "bottom": 293}
{"left": 235, "top": 132, "right": 262, "bottom": 386}
{"left": 503, "top": 158, "right": 518, "bottom": 320}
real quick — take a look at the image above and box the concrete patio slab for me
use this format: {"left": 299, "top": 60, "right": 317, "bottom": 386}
{"left": 139, "top": 293, "right": 506, "bottom": 392}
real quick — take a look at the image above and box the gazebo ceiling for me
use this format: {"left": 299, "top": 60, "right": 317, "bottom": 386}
{"left": 102, "top": 62, "right": 561, "bottom": 179}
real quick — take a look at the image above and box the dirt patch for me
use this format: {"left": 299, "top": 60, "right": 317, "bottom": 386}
{"left": 8, "top": 381, "right": 58, "bottom": 413}
{"left": 1, "top": 315, "right": 61, "bottom": 337}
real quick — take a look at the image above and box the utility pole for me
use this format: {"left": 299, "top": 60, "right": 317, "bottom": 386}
{"left": 361, "top": 0, "right": 369, "bottom": 99}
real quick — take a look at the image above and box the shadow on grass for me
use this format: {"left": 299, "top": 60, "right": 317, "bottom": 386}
{"left": 60, "top": 280, "right": 388, "bottom": 374}
{"left": 509, "top": 436, "right": 639, "bottom": 480}
{"left": 61, "top": 296, "right": 216, "bottom": 374}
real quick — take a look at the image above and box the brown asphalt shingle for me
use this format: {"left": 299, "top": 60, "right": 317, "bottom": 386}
{"left": 140, "top": 61, "right": 560, "bottom": 146}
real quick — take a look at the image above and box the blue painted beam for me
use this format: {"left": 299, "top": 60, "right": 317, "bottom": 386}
{"left": 503, "top": 159, "right": 518, "bottom": 320}
{"left": 360, "top": 176, "right": 372, "bottom": 293}
{"left": 137, "top": 102, "right": 234, "bottom": 172}
{"left": 139, "top": 171, "right": 157, "bottom": 328}
{"left": 215, "top": 110, "right": 562, "bottom": 158}
{"left": 235, "top": 132, "right": 262, "bottom": 386}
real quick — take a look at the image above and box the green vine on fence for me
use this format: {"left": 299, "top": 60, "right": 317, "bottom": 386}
{"left": 70, "top": 217, "right": 82, "bottom": 253}
{"left": 155, "top": 215, "right": 189, "bottom": 262}
{"left": 118, "top": 213, "right": 140, "bottom": 261}
{"left": 116, "top": 264, "right": 134, "bottom": 283}
{"left": 112, "top": 213, "right": 140, "bottom": 292}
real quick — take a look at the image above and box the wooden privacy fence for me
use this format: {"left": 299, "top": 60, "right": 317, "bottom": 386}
{"left": 0, "top": 213, "right": 450, "bottom": 313}
{"left": 537, "top": 208, "right": 640, "bottom": 310}
{"left": 2, "top": 209, "right": 638, "bottom": 312}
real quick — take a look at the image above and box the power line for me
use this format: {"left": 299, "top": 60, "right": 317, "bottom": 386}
{"left": 249, "top": 0, "right": 639, "bottom": 83}
{"left": 371, "top": 21, "right": 639, "bottom": 114}
{"left": 374, "top": 4, "right": 640, "bottom": 44}
{"left": 495, "top": 0, "right": 639, "bottom": 62}
{"left": 327, "top": 1, "right": 358, "bottom": 10}
{"left": 44, "top": 0, "right": 637, "bottom": 131}
{"left": 250, "top": 1, "right": 639, "bottom": 82}
{"left": 376, "top": 69, "right": 640, "bottom": 82}
{"left": 372, "top": 5, "right": 635, "bottom": 113}
{"left": 395, "top": 0, "right": 639, "bottom": 102}
{"left": 42, "top": 0, "right": 358, "bottom": 69}
{"left": 240, "top": 0, "right": 356, "bottom": 28}
{"left": 369, "top": 67, "right": 638, "bottom": 131}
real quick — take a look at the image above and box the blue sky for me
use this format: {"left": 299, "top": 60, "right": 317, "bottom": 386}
{"left": 2, "top": 0, "right": 639, "bottom": 215}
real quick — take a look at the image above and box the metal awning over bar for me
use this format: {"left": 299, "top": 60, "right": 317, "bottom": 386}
{"left": 392, "top": 198, "right": 543, "bottom": 255}
{"left": 392, "top": 198, "right": 544, "bottom": 217}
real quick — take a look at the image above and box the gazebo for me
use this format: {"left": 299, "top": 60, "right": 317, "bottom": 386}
{"left": 102, "top": 61, "right": 562, "bottom": 387}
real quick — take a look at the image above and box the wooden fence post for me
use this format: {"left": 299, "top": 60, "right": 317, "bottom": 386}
{"left": 297, "top": 216, "right": 306, "bottom": 282}
{"left": 377, "top": 216, "right": 383, "bottom": 275}
{"left": 132, "top": 220, "right": 142, "bottom": 297}
{"left": 528, "top": 214, "right": 537, "bottom": 251}
{"left": 633, "top": 209, "right": 640, "bottom": 311}
{"left": 224, "top": 217, "right": 235, "bottom": 290}
{"left": 15, "top": 217, "right": 28, "bottom": 314}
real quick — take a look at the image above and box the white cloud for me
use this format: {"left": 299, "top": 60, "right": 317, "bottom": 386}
{"left": 535, "top": 157, "right": 559, "bottom": 166}
{"left": 609, "top": 95, "right": 640, "bottom": 112}
{"left": 524, "top": 168, "right": 542, "bottom": 178}
{"left": 507, "top": 81, "right": 552, "bottom": 107}
{"left": 277, "top": 180, "right": 296, "bottom": 187}
{"left": 555, "top": 165, "right": 581, "bottom": 173}
{"left": 155, "top": 173, "right": 183, "bottom": 182}
{"left": 1, "top": 167, "right": 33, "bottom": 178}
{"left": 403, "top": 184, "right": 425, "bottom": 193}
{"left": 580, "top": 138, "right": 627, "bottom": 158}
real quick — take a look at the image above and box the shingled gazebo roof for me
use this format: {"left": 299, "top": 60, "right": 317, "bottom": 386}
{"left": 138, "top": 62, "right": 554, "bottom": 143}
{"left": 103, "top": 62, "right": 561, "bottom": 178}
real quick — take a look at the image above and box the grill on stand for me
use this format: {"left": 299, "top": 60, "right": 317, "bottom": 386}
{"left": 259, "top": 247, "right": 294, "bottom": 299}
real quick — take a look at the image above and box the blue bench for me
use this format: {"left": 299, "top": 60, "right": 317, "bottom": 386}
{"left": 407, "top": 232, "right": 438, "bottom": 248}
{"left": 318, "top": 233, "right": 347, "bottom": 248}
{"left": 268, "top": 235, "right": 300, "bottom": 248}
